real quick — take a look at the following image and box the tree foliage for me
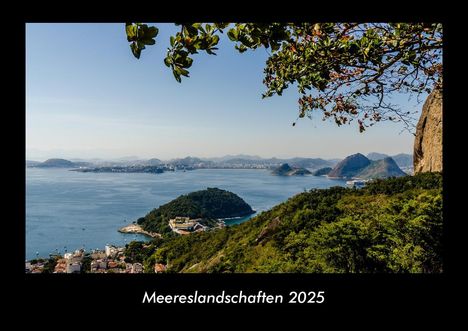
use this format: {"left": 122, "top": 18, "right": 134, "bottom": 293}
{"left": 138, "top": 187, "right": 254, "bottom": 235}
{"left": 126, "top": 22, "right": 442, "bottom": 131}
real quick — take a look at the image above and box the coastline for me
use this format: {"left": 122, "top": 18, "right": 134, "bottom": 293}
{"left": 217, "top": 211, "right": 256, "bottom": 221}
{"left": 118, "top": 224, "right": 162, "bottom": 238}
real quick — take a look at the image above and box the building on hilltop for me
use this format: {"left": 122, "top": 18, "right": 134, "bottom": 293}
{"left": 169, "top": 216, "right": 205, "bottom": 234}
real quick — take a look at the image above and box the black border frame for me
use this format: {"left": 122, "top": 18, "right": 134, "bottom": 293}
{"left": 12, "top": 6, "right": 460, "bottom": 317}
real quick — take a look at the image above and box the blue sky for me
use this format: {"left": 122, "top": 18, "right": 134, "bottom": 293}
{"left": 26, "top": 23, "right": 422, "bottom": 161}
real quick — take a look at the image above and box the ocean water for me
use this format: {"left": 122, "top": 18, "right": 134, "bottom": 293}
{"left": 26, "top": 168, "right": 346, "bottom": 260}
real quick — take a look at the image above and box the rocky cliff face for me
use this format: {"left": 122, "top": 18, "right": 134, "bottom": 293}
{"left": 414, "top": 87, "right": 443, "bottom": 173}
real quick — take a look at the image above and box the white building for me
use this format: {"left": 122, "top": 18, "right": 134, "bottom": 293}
{"left": 105, "top": 245, "right": 118, "bottom": 258}
{"left": 98, "top": 259, "right": 107, "bottom": 270}
{"left": 64, "top": 253, "right": 73, "bottom": 260}
{"left": 66, "top": 262, "right": 81, "bottom": 273}
{"left": 132, "top": 263, "right": 143, "bottom": 273}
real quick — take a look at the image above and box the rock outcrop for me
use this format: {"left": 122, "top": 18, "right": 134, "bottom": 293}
{"left": 414, "top": 87, "right": 443, "bottom": 173}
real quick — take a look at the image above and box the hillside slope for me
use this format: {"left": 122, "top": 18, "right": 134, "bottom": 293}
{"left": 357, "top": 157, "right": 407, "bottom": 179}
{"left": 135, "top": 173, "right": 442, "bottom": 273}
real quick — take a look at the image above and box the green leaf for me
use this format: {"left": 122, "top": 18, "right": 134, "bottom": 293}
{"left": 210, "top": 35, "right": 220, "bottom": 46}
{"left": 170, "top": 36, "right": 175, "bottom": 47}
{"left": 235, "top": 44, "right": 247, "bottom": 53}
{"left": 214, "top": 23, "right": 229, "bottom": 30}
{"left": 130, "top": 42, "right": 141, "bottom": 59}
{"left": 147, "top": 26, "right": 159, "bottom": 38}
{"left": 142, "top": 38, "right": 156, "bottom": 45}
{"left": 185, "top": 57, "right": 193, "bottom": 68}
{"left": 136, "top": 41, "right": 146, "bottom": 50}
{"left": 227, "top": 28, "right": 238, "bottom": 41}
{"left": 179, "top": 67, "right": 190, "bottom": 77}
{"left": 164, "top": 56, "right": 172, "bottom": 67}
{"left": 126, "top": 23, "right": 137, "bottom": 41}
{"left": 172, "top": 70, "right": 181, "bottom": 83}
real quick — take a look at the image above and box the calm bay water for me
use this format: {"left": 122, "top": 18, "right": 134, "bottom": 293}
{"left": 26, "top": 168, "right": 346, "bottom": 260}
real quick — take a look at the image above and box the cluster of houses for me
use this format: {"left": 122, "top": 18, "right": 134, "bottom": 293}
{"left": 168, "top": 216, "right": 207, "bottom": 235}
{"left": 25, "top": 260, "right": 48, "bottom": 273}
{"left": 26, "top": 244, "right": 168, "bottom": 274}
{"left": 25, "top": 249, "right": 86, "bottom": 274}
{"left": 55, "top": 249, "right": 85, "bottom": 273}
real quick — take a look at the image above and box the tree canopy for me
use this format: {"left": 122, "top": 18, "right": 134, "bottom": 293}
{"left": 126, "top": 22, "right": 442, "bottom": 132}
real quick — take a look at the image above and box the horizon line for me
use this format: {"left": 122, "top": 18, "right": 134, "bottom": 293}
{"left": 26, "top": 151, "right": 413, "bottom": 162}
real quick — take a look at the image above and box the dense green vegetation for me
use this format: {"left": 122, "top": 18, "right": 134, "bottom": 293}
{"left": 138, "top": 188, "right": 254, "bottom": 235}
{"left": 131, "top": 173, "right": 442, "bottom": 273}
{"left": 80, "top": 254, "right": 93, "bottom": 273}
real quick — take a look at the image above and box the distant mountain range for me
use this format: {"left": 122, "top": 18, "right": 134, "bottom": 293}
{"left": 329, "top": 153, "right": 407, "bottom": 179}
{"left": 26, "top": 153, "right": 411, "bottom": 175}
{"left": 27, "top": 158, "right": 91, "bottom": 168}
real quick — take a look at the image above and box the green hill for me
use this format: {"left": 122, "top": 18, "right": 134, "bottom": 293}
{"left": 328, "top": 153, "right": 371, "bottom": 178}
{"left": 271, "top": 163, "right": 311, "bottom": 176}
{"left": 137, "top": 188, "right": 255, "bottom": 235}
{"left": 133, "top": 172, "right": 442, "bottom": 273}
{"left": 313, "top": 167, "right": 333, "bottom": 176}
{"left": 357, "top": 157, "right": 407, "bottom": 179}
{"left": 328, "top": 153, "right": 407, "bottom": 179}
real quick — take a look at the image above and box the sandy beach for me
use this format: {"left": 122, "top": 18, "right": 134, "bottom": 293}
{"left": 118, "top": 224, "right": 162, "bottom": 238}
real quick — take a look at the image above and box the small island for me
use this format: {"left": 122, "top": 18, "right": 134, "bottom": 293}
{"left": 313, "top": 167, "right": 333, "bottom": 176}
{"left": 271, "top": 163, "right": 312, "bottom": 176}
{"left": 128, "top": 187, "right": 255, "bottom": 236}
